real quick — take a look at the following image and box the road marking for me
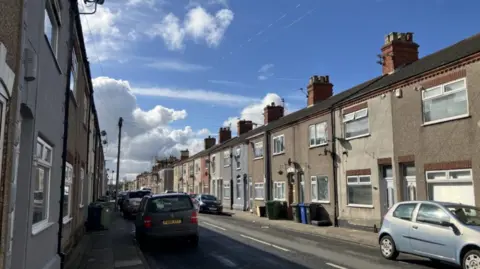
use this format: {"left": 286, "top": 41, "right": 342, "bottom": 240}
{"left": 326, "top": 263, "right": 348, "bottom": 269}
{"left": 210, "top": 253, "right": 237, "bottom": 268}
{"left": 202, "top": 222, "right": 227, "bottom": 231}
{"left": 239, "top": 234, "right": 291, "bottom": 252}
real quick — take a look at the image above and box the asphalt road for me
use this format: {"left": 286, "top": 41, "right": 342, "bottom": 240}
{"left": 141, "top": 213, "right": 457, "bottom": 269}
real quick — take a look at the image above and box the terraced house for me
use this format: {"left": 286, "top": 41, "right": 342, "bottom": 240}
{"left": 173, "top": 31, "right": 480, "bottom": 232}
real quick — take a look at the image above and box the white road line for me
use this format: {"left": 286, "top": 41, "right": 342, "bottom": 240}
{"left": 326, "top": 262, "right": 349, "bottom": 269}
{"left": 239, "top": 234, "right": 291, "bottom": 252}
{"left": 210, "top": 253, "right": 237, "bottom": 268}
{"left": 202, "top": 222, "right": 227, "bottom": 231}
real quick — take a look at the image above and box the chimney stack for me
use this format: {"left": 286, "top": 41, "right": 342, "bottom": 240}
{"left": 237, "top": 120, "right": 253, "bottom": 135}
{"left": 264, "top": 102, "right": 284, "bottom": 124}
{"left": 204, "top": 136, "right": 216, "bottom": 150}
{"left": 307, "top": 75, "right": 333, "bottom": 106}
{"left": 218, "top": 127, "right": 232, "bottom": 143}
{"left": 180, "top": 149, "right": 189, "bottom": 160}
{"left": 381, "top": 32, "right": 419, "bottom": 75}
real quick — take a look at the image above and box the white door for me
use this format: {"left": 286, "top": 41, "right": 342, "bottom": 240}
{"left": 381, "top": 165, "right": 395, "bottom": 216}
{"left": 403, "top": 164, "right": 417, "bottom": 201}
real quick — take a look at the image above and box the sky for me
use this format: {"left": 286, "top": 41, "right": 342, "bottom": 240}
{"left": 78, "top": 0, "right": 480, "bottom": 183}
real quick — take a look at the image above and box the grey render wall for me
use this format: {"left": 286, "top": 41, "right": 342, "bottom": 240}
{"left": 232, "top": 143, "right": 249, "bottom": 211}
{"left": 219, "top": 147, "right": 232, "bottom": 208}
{"left": 159, "top": 168, "right": 174, "bottom": 191}
{"left": 11, "top": 1, "right": 72, "bottom": 269}
{"left": 209, "top": 151, "right": 221, "bottom": 198}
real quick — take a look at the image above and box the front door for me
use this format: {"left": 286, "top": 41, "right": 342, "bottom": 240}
{"left": 297, "top": 173, "right": 305, "bottom": 203}
{"left": 402, "top": 164, "right": 417, "bottom": 201}
{"left": 380, "top": 165, "right": 395, "bottom": 217}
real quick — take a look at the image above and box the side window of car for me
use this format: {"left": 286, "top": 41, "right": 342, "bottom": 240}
{"left": 393, "top": 203, "right": 417, "bottom": 221}
{"left": 139, "top": 197, "right": 148, "bottom": 212}
{"left": 416, "top": 204, "right": 450, "bottom": 226}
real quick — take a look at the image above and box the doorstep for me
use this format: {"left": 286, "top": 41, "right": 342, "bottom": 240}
{"left": 222, "top": 208, "right": 378, "bottom": 247}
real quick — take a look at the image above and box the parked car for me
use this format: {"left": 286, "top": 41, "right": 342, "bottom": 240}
{"left": 195, "top": 194, "right": 222, "bottom": 214}
{"left": 378, "top": 201, "right": 480, "bottom": 269}
{"left": 164, "top": 190, "right": 176, "bottom": 193}
{"left": 117, "top": 191, "right": 127, "bottom": 209}
{"left": 121, "top": 190, "right": 151, "bottom": 218}
{"left": 134, "top": 193, "right": 198, "bottom": 248}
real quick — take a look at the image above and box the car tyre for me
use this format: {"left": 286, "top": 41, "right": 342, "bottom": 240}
{"left": 379, "top": 235, "right": 399, "bottom": 260}
{"left": 462, "top": 249, "right": 480, "bottom": 269}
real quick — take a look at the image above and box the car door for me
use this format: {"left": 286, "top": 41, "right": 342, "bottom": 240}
{"left": 409, "top": 203, "right": 457, "bottom": 261}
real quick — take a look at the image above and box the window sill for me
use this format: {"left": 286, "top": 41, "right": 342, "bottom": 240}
{"left": 255, "top": 198, "right": 265, "bottom": 201}
{"left": 309, "top": 143, "right": 328, "bottom": 149}
{"left": 32, "top": 221, "right": 55, "bottom": 236}
{"left": 422, "top": 114, "right": 470, "bottom": 127}
{"left": 347, "top": 204, "right": 374, "bottom": 209}
{"left": 236, "top": 168, "right": 241, "bottom": 170}
{"left": 253, "top": 157, "right": 264, "bottom": 161}
{"left": 63, "top": 217, "right": 73, "bottom": 225}
{"left": 44, "top": 35, "right": 62, "bottom": 74}
{"left": 312, "top": 200, "right": 330, "bottom": 204}
{"left": 272, "top": 152, "right": 285, "bottom": 157}
{"left": 223, "top": 197, "right": 231, "bottom": 200}
{"left": 273, "top": 198, "right": 286, "bottom": 201}
{"left": 345, "top": 133, "right": 370, "bottom": 141}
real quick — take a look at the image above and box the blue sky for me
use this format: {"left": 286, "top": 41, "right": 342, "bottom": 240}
{"left": 80, "top": 0, "right": 480, "bottom": 181}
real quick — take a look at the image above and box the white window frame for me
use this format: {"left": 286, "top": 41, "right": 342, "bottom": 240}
{"left": 79, "top": 167, "right": 85, "bottom": 207}
{"left": 236, "top": 177, "right": 242, "bottom": 199}
{"left": 70, "top": 47, "right": 78, "bottom": 97}
{"left": 422, "top": 78, "right": 469, "bottom": 125}
{"left": 311, "top": 175, "right": 330, "bottom": 203}
{"left": 44, "top": 0, "right": 61, "bottom": 57}
{"left": 272, "top": 135, "right": 285, "bottom": 155}
{"left": 309, "top": 122, "right": 328, "bottom": 147}
{"left": 346, "top": 175, "right": 373, "bottom": 207}
{"left": 273, "top": 181, "right": 286, "bottom": 201}
{"left": 425, "top": 169, "right": 472, "bottom": 184}
{"left": 83, "top": 93, "right": 89, "bottom": 124}
{"left": 63, "top": 162, "right": 74, "bottom": 223}
{"left": 32, "top": 137, "right": 53, "bottom": 235}
{"left": 223, "top": 182, "right": 231, "bottom": 199}
{"left": 223, "top": 150, "right": 231, "bottom": 167}
{"left": 343, "top": 108, "right": 369, "bottom": 140}
{"left": 254, "top": 183, "right": 264, "bottom": 200}
{"left": 253, "top": 142, "right": 264, "bottom": 159}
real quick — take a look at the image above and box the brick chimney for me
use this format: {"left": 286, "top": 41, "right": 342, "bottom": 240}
{"left": 381, "top": 32, "right": 419, "bottom": 75}
{"left": 307, "top": 75, "right": 333, "bottom": 107}
{"left": 237, "top": 120, "right": 253, "bottom": 135}
{"left": 264, "top": 102, "right": 284, "bottom": 124}
{"left": 218, "top": 127, "right": 232, "bottom": 144}
{"left": 204, "top": 136, "right": 216, "bottom": 150}
{"left": 180, "top": 149, "right": 189, "bottom": 160}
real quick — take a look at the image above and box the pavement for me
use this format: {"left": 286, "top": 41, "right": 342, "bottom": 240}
{"left": 67, "top": 212, "right": 150, "bottom": 269}
{"left": 141, "top": 212, "right": 456, "bottom": 269}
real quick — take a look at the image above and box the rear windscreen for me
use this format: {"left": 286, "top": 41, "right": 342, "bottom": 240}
{"left": 148, "top": 196, "right": 193, "bottom": 212}
{"left": 129, "top": 191, "right": 150, "bottom": 198}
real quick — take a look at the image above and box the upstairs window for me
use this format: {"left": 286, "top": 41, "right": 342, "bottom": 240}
{"left": 211, "top": 156, "right": 216, "bottom": 173}
{"left": 44, "top": 0, "right": 61, "bottom": 57}
{"left": 253, "top": 142, "right": 263, "bottom": 158}
{"left": 223, "top": 150, "right": 231, "bottom": 167}
{"left": 70, "top": 48, "right": 78, "bottom": 97}
{"left": 343, "top": 108, "right": 369, "bottom": 139}
{"left": 273, "top": 135, "right": 285, "bottom": 155}
{"left": 309, "top": 122, "right": 328, "bottom": 147}
{"left": 422, "top": 78, "right": 468, "bottom": 124}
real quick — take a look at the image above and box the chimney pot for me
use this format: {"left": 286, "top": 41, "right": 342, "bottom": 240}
{"left": 218, "top": 127, "right": 232, "bottom": 143}
{"left": 381, "top": 32, "right": 419, "bottom": 75}
{"left": 204, "top": 136, "right": 216, "bottom": 150}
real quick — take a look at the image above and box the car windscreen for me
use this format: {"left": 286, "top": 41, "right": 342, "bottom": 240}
{"left": 447, "top": 206, "right": 480, "bottom": 226}
{"left": 201, "top": 194, "right": 217, "bottom": 201}
{"left": 147, "top": 196, "right": 193, "bottom": 213}
{"left": 129, "top": 191, "right": 150, "bottom": 199}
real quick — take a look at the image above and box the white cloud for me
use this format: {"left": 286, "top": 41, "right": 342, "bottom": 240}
{"left": 208, "top": 80, "right": 252, "bottom": 88}
{"left": 131, "top": 87, "right": 259, "bottom": 107}
{"left": 146, "top": 60, "right": 211, "bottom": 72}
{"left": 93, "top": 76, "right": 209, "bottom": 180}
{"left": 147, "top": 6, "right": 234, "bottom": 51}
{"left": 258, "top": 63, "right": 274, "bottom": 80}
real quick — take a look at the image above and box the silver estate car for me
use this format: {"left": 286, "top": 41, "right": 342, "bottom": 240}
{"left": 134, "top": 193, "right": 199, "bottom": 248}
{"left": 379, "top": 201, "right": 480, "bottom": 269}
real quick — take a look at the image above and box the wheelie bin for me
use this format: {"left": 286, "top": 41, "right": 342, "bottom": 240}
{"left": 291, "top": 203, "right": 301, "bottom": 223}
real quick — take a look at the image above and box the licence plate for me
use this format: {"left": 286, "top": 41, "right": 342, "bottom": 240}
{"left": 209, "top": 207, "right": 217, "bottom": 211}
{"left": 163, "top": 219, "right": 181, "bottom": 225}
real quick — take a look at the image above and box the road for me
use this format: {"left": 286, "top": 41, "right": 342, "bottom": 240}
{"left": 141, "top": 213, "right": 456, "bottom": 269}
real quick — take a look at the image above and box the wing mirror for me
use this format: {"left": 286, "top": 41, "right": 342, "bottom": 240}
{"left": 440, "top": 221, "right": 453, "bottom": 227}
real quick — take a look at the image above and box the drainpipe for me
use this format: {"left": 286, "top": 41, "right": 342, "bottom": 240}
{"left": 264, "top": 131, "right": 272, "bottom": 201}
{"left": 58, "top": 1, "right": 77, "bottom": 268}
{"left": 330, "top": 111, "right": 339, "bottom": 227}
{"left": 84, "top": 82, "right": 92, "bottom": 206}
{"left": 92, "top": 131, "right": 98, "bottom": 202}
{"left": 230, "top": 148, "right": 233, "bottom": 210}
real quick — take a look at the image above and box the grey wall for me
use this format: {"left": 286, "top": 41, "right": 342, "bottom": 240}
{"left": 11, "top": 0, "right": 71, "bottom": 269}
{"left": 219, "top": 147, "right": 232, "bottom": 208}
{"left": 232, "top": 143, "right": 248, "bottom": 211}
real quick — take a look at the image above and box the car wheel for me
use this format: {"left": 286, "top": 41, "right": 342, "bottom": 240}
{"left": 379, "top": 235, "right": 399, "bottom": 260}
{"left": 188, "top": 235, "right": 199, "bottom": 248}
{"left": 462, "top": 249, "right": 480, "bottom": 269}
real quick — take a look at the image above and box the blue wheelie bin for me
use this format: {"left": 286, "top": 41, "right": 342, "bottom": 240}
{"left": 299, "top": 203, "right": 307, "bottom": 224}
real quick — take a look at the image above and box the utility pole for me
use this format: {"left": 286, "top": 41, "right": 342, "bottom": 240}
{"left": 114, "top": 117, "right": 123, "bottom": 211}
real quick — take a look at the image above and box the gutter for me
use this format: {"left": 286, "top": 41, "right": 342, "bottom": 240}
{"left": 58, "top": 1, "right": 77, "bottom": 267}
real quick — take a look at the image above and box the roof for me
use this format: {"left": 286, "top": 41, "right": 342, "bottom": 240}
{"left": 174, "top": 33, "right": 480, "bottom": 167}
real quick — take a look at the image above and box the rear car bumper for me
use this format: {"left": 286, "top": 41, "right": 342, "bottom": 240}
{"left": 144, "top": 228, "right": 198, "bottom": 239}
{"left": 199, "top": 205, "right": 223, "bottom": 213}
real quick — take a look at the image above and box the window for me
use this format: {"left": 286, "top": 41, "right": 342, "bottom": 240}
{"left": 83, "top": 94, "right": 89, "bottom": 124}
{"left": 425, "top": 169, "right": 473, "bottom": 205}
{"left": 79, "top": 167, "right": 84, "bottom": 207}
{"left": 273, "top": 135, "right": 285, "bottom": 155}
{"left": 32, "top": 138, "right": 53, "bottom": 232}
{"left": 195, "top": 162, "right": 199, "bottom": 173}
{"left": 0, "top": 99, "right": 6, "bottom": 181}
{"left": 416, "top": 204, "right": 450, "bottom": 226}
{"left": 70, "top": 48, "right": 78, "bottom": 97}
{"left": 44, "top": 0, "right": 60, "bottom": 56}
{"left": 347, "top": 175, "right": 372, "bottom": 206}
{"left": 64, "top": 162, "right": 73, "bottom": 222}
{"left": 235, "top": 147, "right": 241, "bottom": 170}
{"left": 148, "top": 196, "right": 193, "bottom": 213}
{"left": 236, "top": 178, "right": 242, "bottom": 199}
{"left": 254, "top": 183, "right": 264, "bottom": 200}
{"left": 343, "top": 108, "right": 369, "bottom": 139}
{"left": 211, "top": 156, "right": 216, "bottom": 173}
{"left": 311, "top": 176, "right": 329, "bottom": 202}
{"left": 422, "top": 78, "right": 468, "bottom": 124}
{"left": 393, "top": 203, "right": 417, "bottom": 221}
{"left": 223, "top": 182, "right": 230, "bottom": 198}
{"left": 273, "top": 182, "right": 286, "bottom": 200}
{"left": 254, "top": 142, "right": 264, "bottom": 158}
{"left": 223, "top": 150, "right": 230, "bottom": 167}
{"left": 309, "top": 122, "right": 328, "bottom": 147}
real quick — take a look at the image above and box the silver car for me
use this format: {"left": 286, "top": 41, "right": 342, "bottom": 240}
{"left": 379, "top": 200, "right": 480, "bottom": 269}
{"left": 134, "top": 193, "right": 199, "bottom": 248}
